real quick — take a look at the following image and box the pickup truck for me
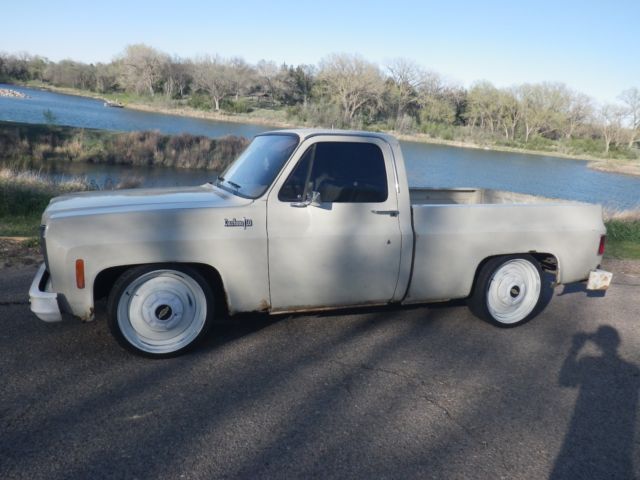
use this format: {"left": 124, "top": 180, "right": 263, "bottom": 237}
{"left": 30, "top": 129, "right": 611, "bottom": 357}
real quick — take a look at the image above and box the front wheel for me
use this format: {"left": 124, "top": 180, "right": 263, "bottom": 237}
{"left": 469, "top": 255, "right": 543, "bottom": 328}
{"left": 107, "top": 265, "right": 214, "bottom": 357}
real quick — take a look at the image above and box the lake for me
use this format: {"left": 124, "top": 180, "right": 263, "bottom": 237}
{"left": 1, "top": 83, "right": 639, "bottom": 209}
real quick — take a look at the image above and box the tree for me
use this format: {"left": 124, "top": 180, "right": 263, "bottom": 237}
{"left": 517, "top": 83, "right": 567, "bottom": 142}
{"left": 562, "top": 91, "right": 592, "bottom": 140}
{"left": 281, "top": 64, "right": 315, "bottom": 107}
{"left": 192, "top": 55, "right": 233, "bottom": 111}
{"left": 318, "top": 53, "right": 385, "bottom": 123}
{"left": 386, "top": 58, "right": 423, "bottom": 120}
{"left": 497, "top": 88, "right": 521, "bottom": 140}
{"left": 417, "top": 71, "right": 460, "bottom": 126}
{"left": 466, "top": 81, "right": 501, "bottom": 133}
{"left": 118, "top": 44, "right": 168, "bottom": 96}
{"left": 227, "top": 57, "right": 254, "bottom": 101}
{"left": 619, "top": 87, "right": 640, "bottom": 148}
{"left": 95, "top": 62, "right": 119, "bottom": 93}
{"left": 256, "top": 60, "right": 285, "bottom": 106}
{"left": 598, "top": 104, "right": 626, "bottom": 154}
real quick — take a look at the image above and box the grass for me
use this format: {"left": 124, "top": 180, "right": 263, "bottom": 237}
{"left": 0, "top": 168, "right": 93, "bottom": 236}
{"left": 604, "top": 210, "right": 640, "bottom": 260}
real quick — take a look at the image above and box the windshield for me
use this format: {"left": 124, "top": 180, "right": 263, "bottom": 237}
{"left": 216, "top": 134, "right": 299, "bottom": 198}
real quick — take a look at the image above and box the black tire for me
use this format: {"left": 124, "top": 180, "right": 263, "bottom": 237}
{"left": 468, "top": 254, "right": 544, "bottom": 328}
{"left": 107, "top": 264, "right": 214, "bottom": 358}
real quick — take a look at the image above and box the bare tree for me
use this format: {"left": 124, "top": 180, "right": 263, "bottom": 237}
{"left": 318, "top": 53, "right": 385, "bottom": 123}
{"left": 386, "top": 58, "right": 423, "bottom": 119}
{"left": 118, "top": 44, "right": 168, "bottom": 96}
{"left": 619, "top": 87, "right": 640, "bottom": 148}
{"left": 162, "top": 57, "right": 192, "bottom": 99}
{"left": 192, "top": 55, "right": 233, "bottom": 111}
{"left": 228, "top": 57, "right": 254, "bottom": 101}
{"left": 562, "top": 91, "right": 593, "bottom": 140}
{"left": 95, "top": 62, "right": 118, "bottom": 93}
{"left": 256, "top": 60, "right": 285, "bottom": 106}
{"left": 417, "top": 71, "right": 460, "bottom": 126}
{"left": 466, "top": 81, "right": 501, "bottom": 133}
{"left": 497, "top": 88, "right": 521, "bottom": 140}
{"left": 517, "top": 83, "right": 567, "bottom": 142}
{"left": 598, "top": 104, "right": 626, "bottom": 154}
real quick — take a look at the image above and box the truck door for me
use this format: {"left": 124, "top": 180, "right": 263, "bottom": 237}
{"left": 267, "top": 136, "right": 402, "bottom": 311}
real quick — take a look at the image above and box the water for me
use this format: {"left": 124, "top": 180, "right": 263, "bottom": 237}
{"left": 1, "top": 84, "right": 639, "bottom": 209}
{"left": 0, "top": 83, "right": 270, "bottom": 137}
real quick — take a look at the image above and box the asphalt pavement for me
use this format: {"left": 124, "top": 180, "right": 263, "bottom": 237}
{"left": 1, "top": 265, "right": 639, "bottom": 479}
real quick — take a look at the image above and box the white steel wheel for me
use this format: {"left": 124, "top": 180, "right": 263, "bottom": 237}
{"left": 469, "top": 255, "right": 544, "bottom": 328}
{"left": 108, "top": 266, "right": 213, "bottom": 357}
{"left": 486, "top": 259, "right": 541, "bottom": 324}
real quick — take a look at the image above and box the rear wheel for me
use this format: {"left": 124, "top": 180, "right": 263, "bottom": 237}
{"left": 107, "top": 265, "right": 213, "bottom": 357}
{"left": 469, "top": 255, "right": 543, "bottom": 327}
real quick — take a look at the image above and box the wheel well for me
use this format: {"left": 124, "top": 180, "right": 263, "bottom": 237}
{"left": 469, "top": 252, "right": 558, "bottom": 298}
{"left": 93, "top": 263, "right": 229, "bottom": 317}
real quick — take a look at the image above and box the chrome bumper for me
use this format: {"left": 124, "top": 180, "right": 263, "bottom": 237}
{"left": 29, "top": 264, "right": 62, "bottom": 322}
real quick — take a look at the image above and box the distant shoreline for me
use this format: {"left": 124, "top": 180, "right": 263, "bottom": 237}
{"left": 7, "top": 81, "right": 640, "bottom": 177}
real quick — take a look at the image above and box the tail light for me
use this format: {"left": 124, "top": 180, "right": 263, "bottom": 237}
{"left": 598, "top": 235, "right": 606, "bottom": 256}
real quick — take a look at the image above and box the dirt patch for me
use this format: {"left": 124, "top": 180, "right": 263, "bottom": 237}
{"left": 602, "top": 257, "right": 640, "bottom": 276}
{"left": 0, "top": 237, "right": 41, "bottom": 269}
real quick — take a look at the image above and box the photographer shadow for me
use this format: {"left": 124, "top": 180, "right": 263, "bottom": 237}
{"left": 550, "top": 326, "right": 640, "bottom": 479}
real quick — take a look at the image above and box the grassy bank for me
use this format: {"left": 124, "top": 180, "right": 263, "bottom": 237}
{"left": 21, "top": 82, "right": 640, "bottom": 171}
{"left": 0, "top": 168, "right": 92, "bottom": 236}
{"left": 0, "top": 120, "right": 248, "bottom": 171}
{"left": 604, "top": 211, "right": 640, "bottom": 259}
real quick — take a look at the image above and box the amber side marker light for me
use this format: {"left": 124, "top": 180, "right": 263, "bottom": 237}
{"left": 598, "top": 235, "right": 606, "bottom": 256}
{"left": 75, "top": 259, "right": 85, "bottom": 289}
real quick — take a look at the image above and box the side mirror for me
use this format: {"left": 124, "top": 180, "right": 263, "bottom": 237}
{"left": 291, "top": 190, "right": 322, "bottom": 208}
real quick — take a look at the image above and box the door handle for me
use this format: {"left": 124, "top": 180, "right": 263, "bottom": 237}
{"left": 371, "top": 210, "right": 399, "bottom": 217}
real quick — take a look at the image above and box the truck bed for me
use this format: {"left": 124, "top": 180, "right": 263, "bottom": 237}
{"left": 406, "top": 188, "right": 603, "bottom": 304}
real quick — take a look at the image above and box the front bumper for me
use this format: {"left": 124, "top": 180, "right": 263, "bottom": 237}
{"left": 29, "top": 263, "right": 62, "bottom": 322}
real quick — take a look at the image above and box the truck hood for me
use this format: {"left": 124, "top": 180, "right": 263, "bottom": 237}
{"left": 44, "top": 184, "right": 251, "bottom": 220}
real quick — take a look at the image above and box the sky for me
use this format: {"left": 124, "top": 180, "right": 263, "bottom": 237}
{"left": 1, "top": 0, "right": 638, "bottom": 103}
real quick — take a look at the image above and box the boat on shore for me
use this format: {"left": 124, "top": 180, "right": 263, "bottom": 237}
{"left": 0, "top": 88, "right": 29, "bottom": 99}
{"left": 104, "top": 100, "right": 124, "bottom": 108}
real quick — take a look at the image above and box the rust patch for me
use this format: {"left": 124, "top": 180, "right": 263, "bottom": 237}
{"left": 81, "top": 307, "right": 95, "bottom": 322}
{"left": 258, "top": 299, "right": 271, "bottom": 312}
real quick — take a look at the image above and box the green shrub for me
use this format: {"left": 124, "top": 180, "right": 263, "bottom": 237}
{"left": 222, "top": 98, "right": 253, "bottom": 114}
{"left": 187, "top": 93, "right": 211, "bottom": 111}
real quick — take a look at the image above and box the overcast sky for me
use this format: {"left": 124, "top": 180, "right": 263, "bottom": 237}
{"left": 2, "top": 0, "right": 638, "bottom": 103}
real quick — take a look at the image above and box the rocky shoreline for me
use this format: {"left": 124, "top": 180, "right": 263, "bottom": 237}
{"left": 0, "top": 88, "right": 29, "bottom": 99}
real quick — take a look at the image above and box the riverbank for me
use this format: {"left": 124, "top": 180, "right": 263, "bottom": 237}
{"left": 0, "top": 120, "right": 248, "bottom": 171}
{"left": 588, "top": 160, "right": 640, "bottom": 177}
{"left": 17, "top": 82, "right": 640, "bottom": 176}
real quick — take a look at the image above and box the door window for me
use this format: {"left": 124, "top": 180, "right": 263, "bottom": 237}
{"left": 279, "top": 142, "right": 388, "bottom": 203}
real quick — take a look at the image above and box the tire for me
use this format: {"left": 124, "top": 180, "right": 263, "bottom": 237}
{"left": 469, "top": 255, "right": 543, "bottom": 328}
{"left": 107, "top": 265, "right": 214, "bottom": 358}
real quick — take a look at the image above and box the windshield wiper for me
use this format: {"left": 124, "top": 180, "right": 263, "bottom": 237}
{"left": 216, "top": 175, "right": 243, "bottom": 193}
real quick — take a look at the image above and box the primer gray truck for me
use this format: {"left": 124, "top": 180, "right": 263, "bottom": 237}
{"left": 30, "top": 129, "right": 611, "bottom": 357}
